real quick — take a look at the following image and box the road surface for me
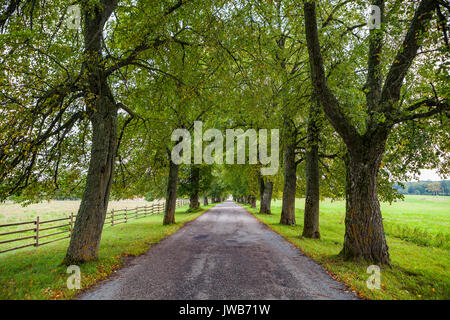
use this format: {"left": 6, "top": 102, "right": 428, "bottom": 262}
{"left": 80, "top": 201, "right": 358, "bottom": 300}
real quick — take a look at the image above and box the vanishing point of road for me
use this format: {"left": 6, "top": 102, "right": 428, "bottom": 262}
{"left": 81, "top": 201, "right": 358, "bottom": 300}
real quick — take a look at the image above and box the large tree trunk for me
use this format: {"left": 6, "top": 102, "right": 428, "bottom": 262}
{"left": 203, "top": 194, "right": 208, "bottom": 206}
{"left": 341, "top": 141, "right": 390, "bottom": 264}
{"left": 280, "top": 120, "right": 297, "bottom": 225}
{"left": 189, "top": 166, "right": 200, "bottom": 209}
{"left": 303, "top": 102, "right": 321, "bottom": 238}
{"left": 63, "top": 1, "right": 118, "bottom": 265}
{"left": 64, "top": 106, "right": 117, "bottom": 264}
{"left": 164, "top": 160, "right": 179, "bottom": 225}
{"left": 259, "top": 174, "right": 273, "bottom": 214}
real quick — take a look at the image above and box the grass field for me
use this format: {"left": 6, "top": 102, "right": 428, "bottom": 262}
{"left": 0, "top": 199, "right": 155, "bottom": 224}
{"left": 0, "top": 199, "right": 168, "bottom": 253}
{"left": 244, "top": 195, "right": 450, "bottom": 300}
{"left": 0, "top": 201, "right": 214, "bottom": 300}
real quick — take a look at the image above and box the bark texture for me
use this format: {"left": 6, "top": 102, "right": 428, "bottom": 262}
{"left": 280, "top": 146, "right": 297, "bottom": 225}
{"left": 280, "top": 122, "right": 297, "bottom": 225}
{"left": 303, "top": 102, "right": 320, "bottom": 238}
{"left": 189, "top": 166, "right": 200, "bottom": 209}
{"left": 262, "top": 181, "right": 273, "bottom": 214}
{"left": 164, "top": 160, "right": 179, "bottom": 225}
{"left": 342, "top": 139, "right": 390, "bottom": 264}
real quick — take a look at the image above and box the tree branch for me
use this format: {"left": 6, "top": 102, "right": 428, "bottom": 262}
{"left": 303, "top": 0, "right": 361, "bottom": 150}
{"left": 395, "top": 99, "right": 449, "bottom": 123}
{"left": 364, "top": 0, "right": 385, "bottom": 113}
{"left": 380, "top": 0, "right": 438, "bottom": 109}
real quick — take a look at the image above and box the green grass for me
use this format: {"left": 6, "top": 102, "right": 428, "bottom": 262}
{"left": 243, "top": 195, "right": 450, "bottom": 300}
{"left": 0, "top": 204, "right": 215, "bottom": 300}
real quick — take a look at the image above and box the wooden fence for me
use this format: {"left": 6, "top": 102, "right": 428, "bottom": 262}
{"left": 0, "top": 199, "right": 189, "bottom": 255}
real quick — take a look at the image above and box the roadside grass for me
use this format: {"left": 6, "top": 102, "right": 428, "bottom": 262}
{"left": 315, "top": 195, "right": 450, "bottom": 249}
{"left": 243, "top": 195, "right": 449, "bottom": 300}
{"left": 0, "top": 204, "right": 215, "bottom": 300}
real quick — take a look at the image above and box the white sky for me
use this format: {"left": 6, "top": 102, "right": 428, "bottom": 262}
{"left": 413, "top": 169, "right": 447, "bottom": 182}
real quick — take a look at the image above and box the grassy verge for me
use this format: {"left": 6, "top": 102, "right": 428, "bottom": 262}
{"left": 0, "top": 204, "right": 214, "bottom": 300}
{"left": 242, "top": 198, "right": 449, "bottom": 300}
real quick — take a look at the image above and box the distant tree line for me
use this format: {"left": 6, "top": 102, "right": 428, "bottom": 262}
{"left": 394, "top": 181, "right": 450, "bottom": 196}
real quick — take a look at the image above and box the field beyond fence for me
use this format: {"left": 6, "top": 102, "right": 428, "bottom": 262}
{"left": 0, "top": 199, "right": 188, "bottom": 254}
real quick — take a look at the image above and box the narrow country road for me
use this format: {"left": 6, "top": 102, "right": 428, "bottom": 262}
{"left": 80, "top": 201, "right": 358, "bottom": 300}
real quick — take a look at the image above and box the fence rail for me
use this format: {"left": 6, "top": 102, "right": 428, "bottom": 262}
{"left": 0, "top": 199, "right": 189, "bottom": 254}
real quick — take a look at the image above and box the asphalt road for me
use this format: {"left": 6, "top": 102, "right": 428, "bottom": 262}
{"left": 80, "top": 201, "right": 358, "bottom": 300}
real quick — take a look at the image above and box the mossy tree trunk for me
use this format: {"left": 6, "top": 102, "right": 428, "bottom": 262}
{"left": 63, "top": 1, "right": 118, "bottom": 265}
{"left": 303, "top": 102, "right": 320, "bottom": 238}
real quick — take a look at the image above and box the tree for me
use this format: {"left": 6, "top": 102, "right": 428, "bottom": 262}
{"left": 303, "top": 0, "right": 449, "bottom": 264}
{"left": 427, "top": 182, "right": 441, "bottom": 195}
{"left": 0, "top": 0, "right": 200, "bottom": 263}
{"left": 259, "top": 174, "right": 274, "bottom": 214}
{"left": 303, "top": 99, "right": 321, "bottom": 238}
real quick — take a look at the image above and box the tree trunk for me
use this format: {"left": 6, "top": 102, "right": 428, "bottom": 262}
{"left": 303, "top": 102, "right": 321, "bottom": 238}
{"left": 341, "top": 142, "right": 390, "bottom": 264}
{"left": 189, "top": 166, "right": 200, "bottom": 209}
{"left": 164, "top": 160, "right": 179, "bottom": 225}
{"left": 261, "top": 179, "right": 273, "bottom": 214}
{"left": 250, "top": 195, "right": 256, "bottom": 208}
{"left": 259, "top": 175, "right": 266, "bottom": 213}
{"left": 280, "top": 119, "right": 297, "bottom": 225}
{"left": 203, "top": 194, "right": 208, "bottom": 206}
{"left": 64, "top": 106, "right": 117, "bottom": 264}
{"left": 63, "top": 2, "right": 118, "bottom": 265}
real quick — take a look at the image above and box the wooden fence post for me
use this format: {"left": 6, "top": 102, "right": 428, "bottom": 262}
{"left": 111, "top": 209, "right": 114, "bottom": 226}
{"left": 35, "top": 216, "right": 39, "bottom": 247}
{"left": 125, "top": 208, "right": 128, "bottom": 223}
